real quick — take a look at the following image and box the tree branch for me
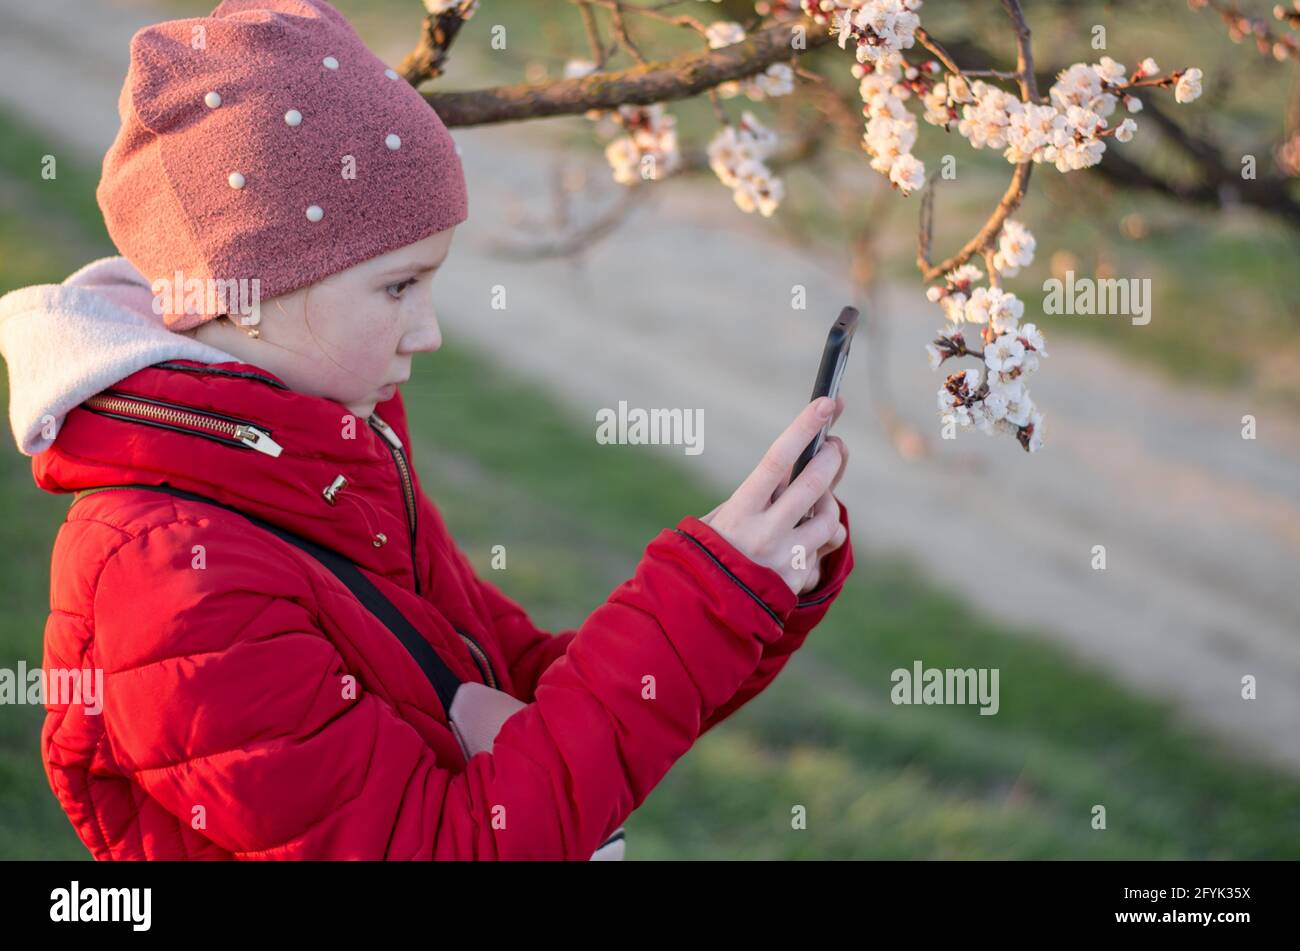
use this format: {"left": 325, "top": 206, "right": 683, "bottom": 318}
{"left": 917, "top": 1, "right": 1036, "bottom": 282}
{"left": 425, "top": 18, "right": 832, "bottom": 126}
{"left": 918, "top": 162, "right": 1033, "bottom": 281}
{"left": 397, "top": 1, "right": 478, "bottom": 86}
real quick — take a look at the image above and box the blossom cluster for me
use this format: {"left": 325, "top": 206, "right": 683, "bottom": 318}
{"left": 603, "top": 103, "right": 683, "bottom": 184}
{"left": 801, "top": 0, "right": 923, "bottom": 64}
{"left": 707, "top": 112, "right": 785, "bottom": 216}
{"left": 561, "top": 60, "right": 685, "bottom": 184}
{"left": 925, "top": 57, "right": 1204, "bottom": 173}
{"left": 926, "top": 220, "right": 1046, "bottom": 452}
{"left": 699, "top": 24, "right": 794, "bottom": 212}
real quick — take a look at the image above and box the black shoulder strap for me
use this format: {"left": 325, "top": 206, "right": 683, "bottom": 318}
{"left": 72, "top": 484, "right": 463, "bottom": 713}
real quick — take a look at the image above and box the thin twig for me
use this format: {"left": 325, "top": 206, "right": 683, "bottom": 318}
{"left": 576, "top": 1, "right": 608, "bottom": 69}
{"left": 588, "top": 0, "right": 710, "bottom": 36}
{"left": 914, "top": 27, "right": 966, "bottom": 80}
{"left": 608, "top": 2, "right": 650, "bottom": 65}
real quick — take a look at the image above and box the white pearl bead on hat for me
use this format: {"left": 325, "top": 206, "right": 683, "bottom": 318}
{"left": 385, "top": 133, "right": 401, "bottom": 150}
{"left": 306, "top": 205, "right": 324, "bottom": 222}
{"left": 204, "top": 91, "right": 222, "bottom": 108}
{"left": 228, "top": 172, "right": 246, "bottom": 189}
{"left": 284, "top": 109, "right": 302, "bottom": 126}
{"left": 385, "top": 68, "right": 399, "bottom": 80}
{"left": 323, "top": 55, "right": 339, "bottom": 69}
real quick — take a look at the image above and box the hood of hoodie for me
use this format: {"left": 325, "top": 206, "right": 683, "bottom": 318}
{"left": 0, "top": 256, "right": 238, "bottom": 454}
{"left": 0, "top": 256, "right": 431, "bottom": 591}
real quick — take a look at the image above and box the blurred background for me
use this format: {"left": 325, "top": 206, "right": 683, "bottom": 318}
{"left": 1, "top": 0, "right": 1298, "bottom": 858}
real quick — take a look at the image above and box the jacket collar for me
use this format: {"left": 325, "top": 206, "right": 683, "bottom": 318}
{"left": 34, "top": 359, "right": 426, "bottom": 591}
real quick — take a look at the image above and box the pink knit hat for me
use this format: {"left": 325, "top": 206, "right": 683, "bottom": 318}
{"left": 98, "top": 0, "right": 469, "bottom": 331}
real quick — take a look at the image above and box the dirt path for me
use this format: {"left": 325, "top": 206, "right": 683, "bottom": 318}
{"left": 3, "top": 0, "right": 1298, "bottom": 774}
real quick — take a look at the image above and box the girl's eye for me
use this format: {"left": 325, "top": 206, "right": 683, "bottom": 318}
{"left": 386, "top": 278, "right": 417, "bottom": 299}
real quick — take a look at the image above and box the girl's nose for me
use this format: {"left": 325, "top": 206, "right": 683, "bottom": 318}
{"left": 399, "top": 318, "right": 441, "bottom": 355}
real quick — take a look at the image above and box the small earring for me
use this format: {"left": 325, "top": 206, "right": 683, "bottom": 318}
{"left": 247, "top": 326, "right": 260, "bottom": 339}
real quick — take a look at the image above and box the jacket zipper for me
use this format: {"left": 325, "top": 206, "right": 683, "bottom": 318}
{"left": 455, "top": 626, "right": 499, "bottom": 689}
{"left": 368, "top": 415, "right": 421, "bottom": 595}
{"left": 82, "top": 392, "right": 283, "bottom": 457}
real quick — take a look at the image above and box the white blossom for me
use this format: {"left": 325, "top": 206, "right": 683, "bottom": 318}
{"left": 946, "top": 263, "right": 983, "bottom": 289}
{"left": 963, "top": 286, "right": 1023, "bottom": 333}
{"left": 992, "top": 378, "right": 1033, "bottom": 426}
{"left": 922, "top": 82, "right": 953, "bottom": 127}
{"left": 731, "top": 163, "right": 784, "bottom": 217}
{"left": 564, "top": 59, "right": 597, "bottom": 80}
{"left": 750, "top": 62, "right": 795, "bottom": 99}
{"left": 1175, "top": 67, "right": 1204, "bottom": 103}
{"left": 958, "top": 80, "right": 1021, "bottom": 150}
{"left": 1025, "top": 410, "right": 1045, "bottom": 451}
{"left": 1093, "top": 56, "right": 1127, "bottom": 86}
{"left": 889, "top": 153, "right": 926, "bottom": 194}
{"left": 706, "top": 21, "right": 746, "bottom": 49}
{"left": 992, "top": 220, "right": 1036, "bottom": 277}
{"left": 939, "top": 292, "right": 967, "bottom": 324}
{"left": 1004, "top": 102, "right": 1063, "bottom": 164}
{"left": 985, "top": 333, "right": 1026, "bottom": 378}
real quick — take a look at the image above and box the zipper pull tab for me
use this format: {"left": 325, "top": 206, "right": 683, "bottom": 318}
{"left": 234, "top": 424, "right": 283, "bottom": 457}
{"left": 369, "top": 415, "right": 404, "bottom": 450}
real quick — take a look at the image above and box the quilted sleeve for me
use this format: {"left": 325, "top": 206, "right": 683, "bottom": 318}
{"left": 458, "top": 498, "right": 855, "bottom": 729}
{"left": 698, "top": 496, "right": 855, "bottom": 734}
{"left": 94, "top": 509, "right": 803, "bottom": 859}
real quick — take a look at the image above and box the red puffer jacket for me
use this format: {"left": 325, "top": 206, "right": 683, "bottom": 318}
{"left": 34, "top": 359, "right": 854, "bottom": 859}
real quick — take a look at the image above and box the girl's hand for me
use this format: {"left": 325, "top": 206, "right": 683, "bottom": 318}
{"left": 700, "top": 396, "right": 849, "bottom": 596}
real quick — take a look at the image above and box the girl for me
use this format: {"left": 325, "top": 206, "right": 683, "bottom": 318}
{"left": 0, "top": 0, "right": 853, "bottom": 859}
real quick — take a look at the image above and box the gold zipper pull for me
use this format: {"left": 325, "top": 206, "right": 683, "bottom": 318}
{"left": 234, "top": 424, "right": 283, "bottom": 458}
{"left": 322, "top": 474, "right": 347, "bottom": 504}
{"left": 369, "top": 415, "right": 403, "bottom": 450}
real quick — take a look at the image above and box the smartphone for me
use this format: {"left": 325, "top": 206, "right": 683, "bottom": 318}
{"left": 790, "top": 305, "right": 858, "bottom": 487}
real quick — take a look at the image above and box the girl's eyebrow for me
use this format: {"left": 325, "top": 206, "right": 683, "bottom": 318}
{"left": 375, "top": 260, "right": 444, "bottom": 278}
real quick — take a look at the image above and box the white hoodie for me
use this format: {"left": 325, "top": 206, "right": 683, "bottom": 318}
{"left": 0, "top": 257, "right": 236, "bottom": 455}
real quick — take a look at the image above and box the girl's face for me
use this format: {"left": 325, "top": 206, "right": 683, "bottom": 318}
{"left": 193, "top": 227, "right": 456, "bottom": 419}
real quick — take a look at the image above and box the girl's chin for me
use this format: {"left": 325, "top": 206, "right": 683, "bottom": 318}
{"left": 376, "top": 383, "right": 397, "bottom": 402}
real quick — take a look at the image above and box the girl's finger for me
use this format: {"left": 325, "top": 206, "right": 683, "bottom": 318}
{"left": 830, "top": 394, "right": 846, "bottom": 427}
{"left": 824, "top": 434, "right": 848, "bottom": 493}
{"left": 817, "top": 519, "right": 848, "bottom": 560}
{"left": 733, "top": 397, "right": 836, "bottom": 513}
{"left": 788, "top": 489, "right": 840, "bottom": 560}
{"left": 766, "top": 437, "right": 840, "bottom": 529}
{"left": 773, "top": 404, "right": 847, "bottom": 505}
